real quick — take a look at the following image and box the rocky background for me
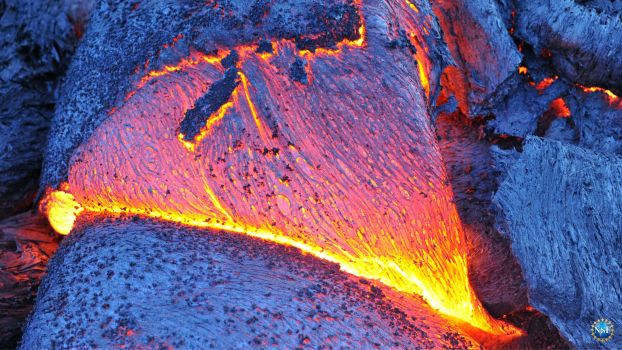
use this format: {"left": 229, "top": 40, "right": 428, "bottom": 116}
{"left": 0, "top": 0, "right": 91, "bottom": 347}
{"left": 2, "top": 0, "right": 622, "bottom": 349}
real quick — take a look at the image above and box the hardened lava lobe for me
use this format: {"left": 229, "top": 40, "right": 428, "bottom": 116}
{"left": 20, "top": 218, "right": 477, "bottom": 349}
{"left": 40, "top": 0, "right": 516, "bottom": 334}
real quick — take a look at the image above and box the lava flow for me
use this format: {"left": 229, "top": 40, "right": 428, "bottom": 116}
{"left": 40, "top": 0, "right": 519, "bottom": 337}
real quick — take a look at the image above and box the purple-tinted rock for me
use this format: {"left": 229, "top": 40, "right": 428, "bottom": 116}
{"left": 494, "top": 137, "right": 622, "bottom": 349}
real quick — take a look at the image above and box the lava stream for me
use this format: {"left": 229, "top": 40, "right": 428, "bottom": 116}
{"left": 41, "top": 0, "right": 519, "bottom": 337}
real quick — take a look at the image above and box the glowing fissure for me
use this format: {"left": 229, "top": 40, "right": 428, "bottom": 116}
{"left": 42, "top": 0, "right": 519, "bottom": 336}
{"left": 238, "top": 71, "right": 273, "bottom": 145}
{"left": 578, "top": 84, "right": 622, "bottom": 108}
{"left": 518, "top": 65, "right": 622, "bottom": 108}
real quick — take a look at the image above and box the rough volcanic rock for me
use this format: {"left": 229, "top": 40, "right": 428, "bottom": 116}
{"left": 20, "top": 218, "right": 478, "bottom": 349}
{"left": 545, "top": 87, "right": 622, "bottom": 155}
{"left": 0, "top": 0, "right": 91, "bottom": 219}
{"left": 432, "top": 0, "right": 521, "bottom": 116}
{"left": 494, "top": 137, "right": 622, "bottom": 349}
{"left": 514, "top": 0, "right": 622, "bottom": 95}
{"left": 0, "top": 212, "right": 59, "bottom": 348}
{"left": 435, "top": 112, "right": 527, "bottom": 316}
{"left": 489, "top": 145, "right": 520, "bottom": 183}
{"left": 480, "top": 75, "right": 569, "bottom": 138}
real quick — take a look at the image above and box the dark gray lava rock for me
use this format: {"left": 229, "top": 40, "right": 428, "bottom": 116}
{"left": 0, "top": 0, "right": 92, "bottom": 218}
{"left": 20, "top": 218, "right": 476, "bottom": 349}
{"left": 180, "top": 67, "right": 240, "bottom": 141}
{"left": 494, "top": 137, "right": 622, "bottom": 349}
{"left": 515, "top": 0, "right": 622, "bottom": 95}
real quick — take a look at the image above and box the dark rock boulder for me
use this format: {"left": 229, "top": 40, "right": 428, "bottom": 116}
{"left": 0, "top": 0, "right": 92, "bottom": 218}
{"left": 432, "top": 0, "right": 521, "bottom": 116}
{"left": 494, "top": 137, "right": 622, "bottom": 349}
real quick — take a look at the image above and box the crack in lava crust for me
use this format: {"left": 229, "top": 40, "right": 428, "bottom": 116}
{"left": 42, "top": 0, "right": 520, "bottom": 337}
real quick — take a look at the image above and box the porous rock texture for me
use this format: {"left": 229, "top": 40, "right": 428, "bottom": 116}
{"left": 20, "top": 217, "right": 477, "bottom": 349}
{"left": 494, "top": 136, "right": 622, "bottom": 349}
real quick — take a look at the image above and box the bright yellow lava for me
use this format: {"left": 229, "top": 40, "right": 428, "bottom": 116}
{"left": 40, "top": 189, "right": 83, "bottom": 235}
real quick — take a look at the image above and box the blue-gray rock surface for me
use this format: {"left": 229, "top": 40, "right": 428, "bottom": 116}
{"left": 494, "top": 136, "right": 622, "bottom": 349}
{"left": 514, "top": 0, "right": 622, "bottom": 95}
{"left": 20, "top": 217, "right": 478, "bottom": 349}
{"left": 0, "top": 0, "right": 91, "bottom": 218}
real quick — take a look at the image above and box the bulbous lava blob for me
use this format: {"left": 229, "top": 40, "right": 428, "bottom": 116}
{"left": 43, "top": 0, "right": 519, "bottom": 336}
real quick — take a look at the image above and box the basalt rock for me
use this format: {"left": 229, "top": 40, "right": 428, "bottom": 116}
{"left": 20, "top": 218, "right": 478, "bottom": 349}
{"left": 514, "top": 0, "right": 622, "bottom": 96}
{"left": 0, "top": 0, "right": 92, "bottom": 218}
{"left": 0, "top": 212, "right": 59, "bottom": 348}
{"left": 494, "top": 137, "right": 622, "bottom": 349}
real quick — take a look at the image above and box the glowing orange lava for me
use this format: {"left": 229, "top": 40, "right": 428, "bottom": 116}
{"left": 409, "top": 32, "right": 431, "bottom": 98}
{"left": 533, "top": 76, "right": 557, "bottom": 92}
{"left": 549, "top": 97, "right": 571, "bottom": 118}
{"left": 40, "top": 184, "right": 83, "bottom": 235}
{"left": 579, "top": 84, "right": 622, "bottom": 108}
{"left": 406, "top": 0, "right": 420, "bottom": 13}
{"left": 42, "top": 0, "right": 519, "bottom": 338}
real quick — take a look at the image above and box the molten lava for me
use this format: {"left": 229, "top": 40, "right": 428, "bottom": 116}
{"left": 533, "top": 76, "right": 557, "bottom": 92}
{"left": 549, "top": 97, "right": 571, "bottom": 118}
{"left": 40, "top": 185, "right": 83, "bottom": 235}
{"left": 579, "top": 84, "right": 622, "bottom": 108}
{"left": 42, "top": 0, "right": 519, "bottom": 337}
